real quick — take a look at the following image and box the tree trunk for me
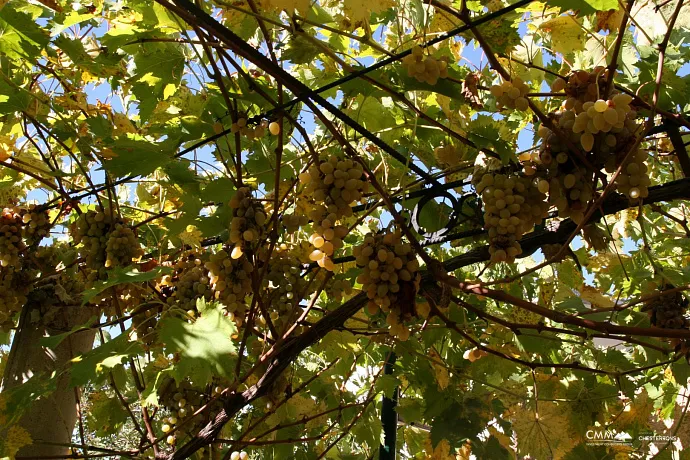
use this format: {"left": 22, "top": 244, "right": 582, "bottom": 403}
{"left": 2, "top": 302, "right": 98, "bottom": 457}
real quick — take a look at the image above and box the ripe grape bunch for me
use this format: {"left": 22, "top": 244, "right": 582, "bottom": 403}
{"left": 228, "top": 187, "right": 268, "bottom": 259}
{"left": 260, "top": 249, "right": 305, "bottom": 335}
{"left": 105, "top": 223, "right": 143, "bottom": 268}
{"left": 326, "top": 277, "right": 354, "bottom": 302}
{"left": 71, "top": 210, "right": 119, "bottom": 271}
{"left": 163, "top": 254, "right": 213, "bottom": 315}
{"left": 490, "top": 77, "right": 530, "bottom": 111}
{"left": 230, "top": 117, "right": 265, "bottom": 140}
{"left": 401, "top": 45, "right": 449, "bottom": 85}
{"left": 549, "top": 69, "right": 648, "bottom": 201}
{"left": 299, "top": 156, "right": 369, "bottom": 271}
{"left": 612, "top": 147, "right": 650, "bottom": 200}
{"left": 0, "top": 207, "right": 30, "bottom": 327}
{"left": 354, "top": 231, "right": 420, "bottom": 341}
{"left": 22, "top": 204, "right": 51, "bottom": 245}
{"left": 643, "top": 285, "right": 689, "bottom": 330}
{"left": 473, "top": 169, "right": 549, "bottom": 263}
{"left": 205, "top": 248, "right": 253, "bottom": 320}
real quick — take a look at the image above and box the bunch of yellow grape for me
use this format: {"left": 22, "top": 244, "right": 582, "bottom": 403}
{"left": 228, "top": 187, "right": 268, "bottom": 259}
{"left": 546, "top": 170, "right": 595, "bottom": 225}
{"left": 354, "top": 231, "right": 420, "bottom": 341}
{"left": 205, "top": 248, "right": 253, "bottom": 319}
{"left": 259, "top": 249, "right": 305, "bottom": 335}
{"left": 299, "top": 156, "right": 368, "bottom": 270}
{"left": 71, "top": 210, "right": 120, "bottom": 271}
{"left": 490, "top": 77, "right": 530, "bottom": 111}
{"left": 401, "top": 46, "right": 449, "bottom": 85}
{"left": 163, "top": 254, "right": 213, "bottom": 314}
{"left": 105, "top": 223, "right": 143, "bottom": 268}
{"left": 327, "top": 277, "right": 354, "bottom": 302}
{"left": 473, "top": 170, "right": 549, "bottom": 263}
{"left": 0, "top": 207, "right": 24, "bottom": 269}
{"left": 613, "top": 148, "right": 651, "bottom": 200}
{"left": 230, "top": 117, "right": 265, "bottom": 139}
{"left": 0, "top": 208, "right": 29, "bottom": 327}
{"left": 22, "top": 204, "right": 51, "bottom": 245}
{"left": 282, "top": 212, "right": 308, "bottom": 232}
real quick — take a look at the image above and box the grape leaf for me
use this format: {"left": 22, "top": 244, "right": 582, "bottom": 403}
{"left": 158, "top": 301, "right": 238, "bottom": 385}
{"left": 70, "top": 333, "right": 144, "bottom": 387}
{"left": 81, "top": 267, "right": 172, "bottom": 305}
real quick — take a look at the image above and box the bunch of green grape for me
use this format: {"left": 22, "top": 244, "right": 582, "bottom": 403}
{"left": 354, "top": 231, "right": 420, "bottom": 341}
{"left": 490, "top": 77, "right": 530, "bottom": 111}
{"left": 163, "top": 254, "right": 213, "bottom": 315}
{"left": 22, "top": 204, "right": 51, "bottom": 245}
{"left": 205, "top": 248, "right": 253, "bottom": 322}
{"left": 228, "top": 187, "right": 268, "bottom": 259}
{"left": 298, "top": 156, "right": 368, "bottom": 271}
{"left": 105, "top": 223, "right": 143, "bottom": 268}
{"left": 401, "top": 45, "right": 449, "bottom": 85}
{"left": 0, "top": 208, "right": 30, "bottom": 327}
{"left": 473, "top": 170, "right": 549, "bottom": 263}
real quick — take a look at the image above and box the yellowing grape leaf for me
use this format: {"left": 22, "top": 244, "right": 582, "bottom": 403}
{"left": 343, "top": 0, "right": 394, "bottom": 23}
{"left": 488, "top": 426, "right": 513, "bottom": 454}
{"left": 596, "top": 8, "right": 624, "bottom": 31}
{"left": 510, "top": 402, "right": 576, "bottom": 459}
{"left": 429, "top": 349, "right": 450, "bottom": 390}
{"left": 579, "top": 284, "right": 615, "bottom": 308}
{"left": 178, "top": 224, "right": 202, "bottom": 248}
{"left": 424, "top": 437, "right": 455, "bottom": 460}
{"left": 540, "top": 15, "right": 586, "bottom": 56}
{"left": 266, "top": 0, "right": 310, "bottom": 14}
{"left": 615, "top": 389, "right": 654, "bottom": 429}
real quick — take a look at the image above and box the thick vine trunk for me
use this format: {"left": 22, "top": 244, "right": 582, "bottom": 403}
{"left": 2, "top": 302, "right": 97, "bottom": 457}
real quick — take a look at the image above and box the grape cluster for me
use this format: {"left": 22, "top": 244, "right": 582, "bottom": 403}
{"left": 490, "top": 78, "right": 530, "bottom": 111}
{"left": 71, "top": 210, "right": 143, "bottom": 286}
{"left": 163, "top": 254, "right": 213, "bottom": 314}
{"left": 260, "top": 249, "right": 304, "bottom": 334}
{"left": 516, "top": 68, "right": 649, "bottom": 235}
{"left": 205, "top": 248, "right": 253, "bottom": 319}
{"left": 546, "top": 170, "right": 595, "bottom": 225}
{"left": 0, "top": 207, "right": 24, "bottom": 269}
{"left": 71, "top": 210, "right": 117, "bottom": 268}
{"left": 473, "top": 170, "right": 549, "bottom": 263}
{"left": 282, "top": 213, "right": 308, "bottom": 232}
{"left": 228, "top": 187, "right": 267, "bottom": 259}
{"left": 299, "top": 156, "right": 368, "bottom": 270}
{"left": 401, "top": 46, "right": 449, "bottom": 85}
{"left": 0, "top": 208, "right": 29, "bottom": 326}
{"left": 132, "top": 306, "right": 158, "bottom": 347}
{"left": 612, "top": 148, "right": 651, "bottom": 200}
{"left": 22, "top": 204, "right": 51, "bottom": 245}
{"left": 105, "top": 223, "right": 143, "bottom": 268}
{"left": 326, "top": 277, "right": 354, "bottom": 302}
{"left": 231, "top": 117, "right": 265, "bottom": 140}
{"left": 354, "top": 231, "right": 420, "bottom": 340}
{"left": 643, "top": 285, "right": 689, "bottom": 330}
{"left": 557, "top": 67, "right": 609, "bottom": 106}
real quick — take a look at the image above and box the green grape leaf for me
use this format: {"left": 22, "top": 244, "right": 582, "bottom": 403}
{"left": 86, "top": 393, "right": 130, "bottom": 436}
{"left": 70, "top": 333, "right": 144, "bottom": 387}
{"left": 158, "top": 302, "right": 238, "bottom": 385}
{"left": 0, "top": 3, "right": 49, "bottom": 62}
{"left": 81, "top": 267, "right": 172, "bottom": 305}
